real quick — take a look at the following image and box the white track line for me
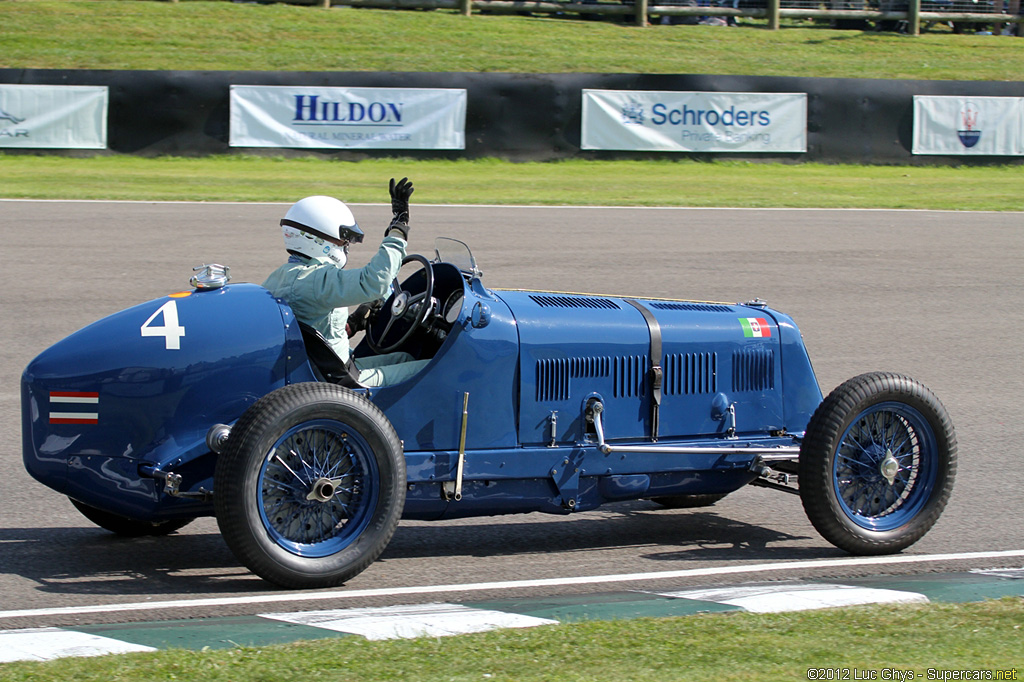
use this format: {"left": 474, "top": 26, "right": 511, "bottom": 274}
{"left": 1, "top": 549, "right": 1022, "bottom": 621}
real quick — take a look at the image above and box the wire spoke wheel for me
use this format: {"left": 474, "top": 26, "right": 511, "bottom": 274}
{"left": 799, "top": 373, "right": 956, "bottom": 555}
{"left": 259, "top": 419, "right": 379, "bottom": 558}
{"left": 833, "top": 402, "right": 935, "bottom": 531}
{"left": 215, "top": 383, "right": 404, "bottom": 588}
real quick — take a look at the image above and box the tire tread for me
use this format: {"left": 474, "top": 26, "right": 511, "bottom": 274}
{"left": 798, "top": 372, "right": 957, "bottom": 555}
{"left": 214, "top": 383, "right": 404, "bottom": 588}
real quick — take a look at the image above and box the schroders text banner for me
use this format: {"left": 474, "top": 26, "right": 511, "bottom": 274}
{"left": 230, "top": 86, "right": 467, "bottom": 150}
{"left": 0, "top": 85, "right": 108, "bottom": 149}
{"left": 581, "top": 90, "right": 807, "bottom": 153}
{"left": 912, "top": 95, "right": 1023, "bottom": 156}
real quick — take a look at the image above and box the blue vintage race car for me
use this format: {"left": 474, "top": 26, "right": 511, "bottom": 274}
{"left": 21, "top": 238, "right": 957, "bottom": 588}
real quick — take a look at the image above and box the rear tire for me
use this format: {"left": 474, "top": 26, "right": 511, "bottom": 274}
{"left": 799, "top": 372, "right": 956, "bottom": 555}
{"left": 215, "top": 383, "right": 405, "bottom": 589}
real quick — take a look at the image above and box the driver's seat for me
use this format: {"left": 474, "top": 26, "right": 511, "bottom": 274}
{"left": 297, "top": 321, "right": 364, "bottom": 388}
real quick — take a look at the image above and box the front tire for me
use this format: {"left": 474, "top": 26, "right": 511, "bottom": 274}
{"left": 215, "top": 383, "right": 405, "bottom": 589}
{"left": 799, "top": 372, "right": 956, "bottom": 555}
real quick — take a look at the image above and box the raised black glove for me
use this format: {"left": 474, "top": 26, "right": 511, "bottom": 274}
{"left": 390, "top": 177, "right": 413, "bottom": 221}
{"left": 386, "top": 177, "right": 413, "bottom": 240}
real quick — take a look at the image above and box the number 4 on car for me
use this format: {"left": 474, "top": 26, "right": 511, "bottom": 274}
{"left": 20, "top": 239, "right": 956, "bottom": 588}
{"left": 140, "top": 299, "right": 186, "bottom": 350}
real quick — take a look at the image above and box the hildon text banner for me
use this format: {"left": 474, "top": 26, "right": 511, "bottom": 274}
{"left": 230, "top": 85, "right": 467, "bottom": 150}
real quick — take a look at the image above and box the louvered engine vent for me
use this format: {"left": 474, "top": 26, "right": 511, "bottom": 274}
{"left": 529, "top": 295, "right": 620, "bottom": 310}
{"left": 649, "top": 302, "right": 734, "bottom": 313}
{"left": 732, "top": 348, "right": 776, "bottom": 392}
{"left": 536, "top": 357, "right": 612, "bottom": 402}
{"left": 664, "top": 352, "right": 717, "bottom": 395}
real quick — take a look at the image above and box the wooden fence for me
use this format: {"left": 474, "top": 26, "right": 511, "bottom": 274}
{"left": 251, "top": 0, "right": 1024, "bottom": 33}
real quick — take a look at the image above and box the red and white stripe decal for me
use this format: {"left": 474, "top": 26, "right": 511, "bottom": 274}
{"left": 49, "top": 392, "right": 99, "bottom": 424}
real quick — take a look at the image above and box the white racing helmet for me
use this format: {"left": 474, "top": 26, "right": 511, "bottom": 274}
{"left": 280, "top": 196, "right": 364, "bottom": 266}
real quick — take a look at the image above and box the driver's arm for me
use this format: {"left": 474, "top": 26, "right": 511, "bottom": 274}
{"left": 297, "top": 177, "right": 414, "bottom": 312}
{"left": 295, "top": 234, "right": 407, "bottom": 311}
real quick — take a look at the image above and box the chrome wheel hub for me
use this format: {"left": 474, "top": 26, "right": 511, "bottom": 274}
{"left": 306, "top": 477, "right": 340, "bottom": 503}
{"left": 880, "top": 449, "right": 900, "bottom": 485}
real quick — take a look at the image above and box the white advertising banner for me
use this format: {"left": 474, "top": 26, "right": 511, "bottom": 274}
{"left": 581, "top": 90, "right": 807, "bottom": 153}
{"left": 912, "top": 95, "right": 1023, "bottom": 156}
{"left": 0, "top": 85, "right": 108, "bottom": 149}
{"left": 230, "top": 85, "right": 466, "bottom": 150}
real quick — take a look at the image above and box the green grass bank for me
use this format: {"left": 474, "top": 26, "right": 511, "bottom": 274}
{"left": 1, "top": 155, "right": 1020, "bottom": 209}
{"left": 0, "top": 599, "right": 1021, "bottom": 682}
{"left": 3, "top": 1, "right": 1024, "bottom": 80}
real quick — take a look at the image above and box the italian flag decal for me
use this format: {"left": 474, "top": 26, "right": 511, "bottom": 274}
{"left": 739, "top": 317, "right": 772, "bottom": 338}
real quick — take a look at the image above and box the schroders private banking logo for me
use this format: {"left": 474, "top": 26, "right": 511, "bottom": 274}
{"left": 957, "top": 101, "right": 982, "bottom": 149}
{"left": 620, "top": 99, "right": 645, "bottom": 126}
{"left": 583, "top": 89, "right": 806, "bottom": 153}
{"left": 618, "top": 99, "right": 773, "bottom": 129}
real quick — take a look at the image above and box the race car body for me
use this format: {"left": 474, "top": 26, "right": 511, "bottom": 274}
{"left": 22, "top": 238, "right": 956, "bottom": 588}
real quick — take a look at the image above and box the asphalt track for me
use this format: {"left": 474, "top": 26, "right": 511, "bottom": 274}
{"left": 2, "top": 200, "right": 1022, "bottom": 631}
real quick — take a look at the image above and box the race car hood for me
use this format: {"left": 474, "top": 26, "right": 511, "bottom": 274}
{"left": 495, "top": 290, "right": 821, "bottom": 445}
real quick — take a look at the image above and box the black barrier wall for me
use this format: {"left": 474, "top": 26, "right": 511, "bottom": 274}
{"left": 3, "top": 68, "right": 1023, "bottom": 164}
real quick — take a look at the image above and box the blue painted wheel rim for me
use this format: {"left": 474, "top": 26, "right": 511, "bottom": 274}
{"left": 258, "top": 419, "right": 379, "bottom": 558}
{"left": 833, "top": 401, "right": 938, "bottom": 532}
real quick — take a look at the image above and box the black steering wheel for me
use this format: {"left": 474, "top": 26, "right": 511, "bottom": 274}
{"left": 365, "top": 255, "right": 435, "bottom": 355}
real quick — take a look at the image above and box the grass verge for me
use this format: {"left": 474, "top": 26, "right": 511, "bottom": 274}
{"left": 1, "top": 154, "right": 1022, "bottom": 210}
{"left": 3, "top": 1, "right": 1024, "bottom": 80}
{"left": 0, "top": 599, "right": 1021, "bottom": 682}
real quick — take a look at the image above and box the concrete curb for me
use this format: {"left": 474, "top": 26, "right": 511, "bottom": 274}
{"left": 2, "top": 568, "right": 1021, "bottom": 664}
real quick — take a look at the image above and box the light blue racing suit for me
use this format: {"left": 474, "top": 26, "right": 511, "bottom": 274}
{"left": 262, "top": 234, "right": 429, "bottom": 387}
